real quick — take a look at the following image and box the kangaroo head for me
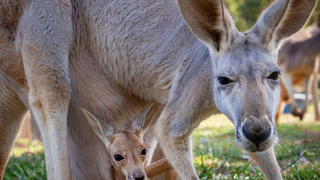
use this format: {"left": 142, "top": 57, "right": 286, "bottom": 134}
{"left": 178, "top": 0, "right": 316, "bottom": 152}
{"left": 80, "top": 103, "right": 158, "bottom": 180}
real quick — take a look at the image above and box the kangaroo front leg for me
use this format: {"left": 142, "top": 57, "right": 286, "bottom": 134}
{"left": 157, "top": 133, "right": 196, "bottom": 180}
{"left": 23, "top": 51, "right": 72, "bottom": 180}
{"left": 156, "top": 112, "right": 199, "bottom": 180}
{"left": 300, "top": 77, "right": 311, "bottom": 119}
{"left": 24, "top": 52, "right": 71, "bottom": 180}
{"left": 18, "top": 1, "right": 73, "bottom": 179}
{"left": 31, "top": 110, "right": 56, "bottom": 179}
{"left": 248, "top": 147, "right": 282, "bottom": 180}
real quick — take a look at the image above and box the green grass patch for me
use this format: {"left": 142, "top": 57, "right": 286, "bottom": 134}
{"left": 193, "top": 117, "right": 320, "bottom": 179}
{"left": 4, "top": 140, "right": 46, "bottom": 180}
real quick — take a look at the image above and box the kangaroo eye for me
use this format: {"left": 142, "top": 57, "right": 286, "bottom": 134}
{"left": 218, "top": 77, "right": 233, "bottom": 85}
{"left": 267, "top": 72, "right": 281, "bottom": 80}
{"left": 114, "top": 155, "right": 124, "bottom": 161}
{"left": 141, "top": 149, "right": 147, "bottom": 155}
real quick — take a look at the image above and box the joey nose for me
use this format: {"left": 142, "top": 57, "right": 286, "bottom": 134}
{"left": 133, "top": 172, "right": 145, "bottom": 180}
{"left": 242, "top": 125, "right": 271, "bottom": 145}
{"left": 134, "top": 176, "right": 144, "bottom": 180}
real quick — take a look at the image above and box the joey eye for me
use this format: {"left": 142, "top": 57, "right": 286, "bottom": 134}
{"left": 141, "top": 148, "right": 147, "bottom": 155}
{"left": 218, "top": 77, "right": 233, "bottom": 85}
{"left": 267, "top": 72, "right": 281, "bottom": 80}
{"left": 114, "top": 154, "right": 124, "bottom": 161}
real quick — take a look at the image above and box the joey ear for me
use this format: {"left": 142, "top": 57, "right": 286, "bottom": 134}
{"left": 250, "top": 0, "right": 316, "bottom": 50}
{"left": 177, "top": 0, "right": 237, "bottom": 52}
{"left": 131, "top": 102, "right": 159, "bottom": 137}
{"left": 79, "top": 107, "right": 114, "bottom": 146}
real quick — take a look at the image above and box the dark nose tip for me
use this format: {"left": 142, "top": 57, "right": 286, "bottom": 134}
{"left": 242, "top": 125, "right": 271, "bottom": 145}
{"left": 133, "top": 171, "right": 145, "bottom": 180}
{"left": 134, "top": 176, "right": 144, "bottom": 180}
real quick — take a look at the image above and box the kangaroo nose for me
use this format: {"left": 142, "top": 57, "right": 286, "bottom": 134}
{"left": 134, "top": 176, "right": 144, "bottom": 180}
{"left": 242, "top": 125, "right": 271, "bottom": 145}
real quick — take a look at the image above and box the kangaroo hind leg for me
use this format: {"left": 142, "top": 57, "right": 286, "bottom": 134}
{"left": 18, "top": 1, "right": 73, "bottom": 179}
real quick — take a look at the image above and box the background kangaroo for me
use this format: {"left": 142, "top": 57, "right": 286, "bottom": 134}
{"left": 277, "top": 13, "right": 320, "bottom": 121}
{"left": 0, "top": 0, "right": 316, "bottom": 180}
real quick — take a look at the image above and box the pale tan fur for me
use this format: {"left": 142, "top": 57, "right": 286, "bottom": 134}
{"left": 277, "top": 13, "right": 320, "bottom": 121}
{"left": 145, "top": 159, "right": 172, "bottom": 179}
{"left": 0, "top": 0, "right": 316, "bottom": 180}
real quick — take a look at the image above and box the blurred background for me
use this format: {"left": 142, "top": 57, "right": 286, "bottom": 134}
{"left": 224, "top": 0, "right": 320, "bottom": 32}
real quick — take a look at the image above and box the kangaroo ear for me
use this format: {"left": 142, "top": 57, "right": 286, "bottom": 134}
{"left": 177, "top": 0, "right": 237, "bottom": 52}
{"left": 250, "top": 0, "right": 316, "bottom": 50}
{"left": 79, "top": 107, "right": 114, "bottom": 147}
{"left": 131, "top": 102, "right": 159, "bottom": 137}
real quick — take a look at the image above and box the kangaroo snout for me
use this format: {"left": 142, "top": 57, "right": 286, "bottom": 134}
{"left": 128, "top": 170, "right": 145, "bottom": 180}
{"left": 242, "top": 117, "right": 271, "bottom": 146}
{"left": 133, "top": 174, "right": 145, "bottom": 180}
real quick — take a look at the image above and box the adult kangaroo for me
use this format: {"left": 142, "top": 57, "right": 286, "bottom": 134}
{"left": 0, "top": 0, "right": 316, "bottom": 179}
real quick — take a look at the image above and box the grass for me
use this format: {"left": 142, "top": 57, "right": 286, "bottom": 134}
{"left": 4, "top": 112, "right": 320, "bottom": 179}
{"left": 193, "top": 114, "right": 320, "bottom": 179}
{"left": 4, "top": 140, "right": 46, "bottom": 180}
